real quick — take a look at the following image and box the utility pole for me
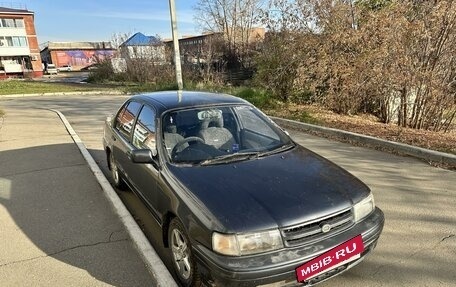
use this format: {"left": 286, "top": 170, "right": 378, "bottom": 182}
{"left": 169, "top": 0, "right": 183, "bottom": 90}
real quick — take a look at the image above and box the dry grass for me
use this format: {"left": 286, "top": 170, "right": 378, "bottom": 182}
{"left": 268, "top": 103, "right": 456, "bottom": 155}
{"left": 0, "top": 80, "right": 115, "bottom": 95}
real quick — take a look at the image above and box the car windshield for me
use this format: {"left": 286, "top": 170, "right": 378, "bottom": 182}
{"left": 162, "top": 105, "right": 294, "bottom": 164}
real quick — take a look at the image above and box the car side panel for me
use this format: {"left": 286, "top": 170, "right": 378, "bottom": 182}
{"left": 111, "top": 129, "right": 134, "bottom": 182}
{"left": 128, "top": 162, "right": 162, "bottom": 222}
{"left": 157, "top": 165, "right": 222, "bottom": 249}
{"left": 105, "top": 118, "right": 214, "bottom": 253}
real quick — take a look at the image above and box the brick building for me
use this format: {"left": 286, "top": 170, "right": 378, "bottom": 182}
{"left": 164, "top": 32, "right": 223, "bottom": 65}
{"left": 164, "top": 28, "right": 265, "bottom": 66}
{"left": 0, "top": 6, "right": 42, "bottom": 78}
{"left": 40, "top": 41, "right": 116, "bottom": 71}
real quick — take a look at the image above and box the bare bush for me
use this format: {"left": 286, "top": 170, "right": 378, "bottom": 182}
{"left": 194, "top": 0, "right": 264, "bottom": 70}
{"left": 255, "top": 0, "right": 456, "bottom": 132}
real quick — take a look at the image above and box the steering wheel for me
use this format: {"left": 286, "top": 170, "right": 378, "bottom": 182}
{"left": 171, "top": 136, "right": 205, "bottom": 160}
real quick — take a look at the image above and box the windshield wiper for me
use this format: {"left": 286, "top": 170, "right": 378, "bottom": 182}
{"left": 258, "top": 143, "right": 295, "bottom": 157}
{"left": 200, "top": 152, "right": 259, "bottom": 166}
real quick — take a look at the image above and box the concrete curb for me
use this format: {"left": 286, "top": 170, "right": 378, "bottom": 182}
{"left": 0, "top": 90, "right": 125, "bottom": 98}
{"left": 272, "top": 117, "right": 456, "bottom": 167}
{"left": 49, "top": 109, "right": 177, "bottom": 287}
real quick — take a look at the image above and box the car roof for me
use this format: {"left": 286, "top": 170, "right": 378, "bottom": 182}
{"left": 130, "top": 91, "right": 251, "bottom": 115}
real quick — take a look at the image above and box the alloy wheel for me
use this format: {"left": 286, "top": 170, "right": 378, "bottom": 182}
{"left": 171, "top": 228, "right": 191, "bottom": 280}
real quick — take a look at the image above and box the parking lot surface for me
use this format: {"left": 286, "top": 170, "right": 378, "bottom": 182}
{"left": 1, "top": 94, "right": 455, "bottom": 286}
{"left": 0, "top": 106, "right": 154, "bottom": 286}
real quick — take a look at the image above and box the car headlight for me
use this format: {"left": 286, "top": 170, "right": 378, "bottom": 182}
{"left": 353, "top": 193, "right": 375, "bottom": 222}
{"left": 212, "top": 229, "right": 284, "bottom": 256}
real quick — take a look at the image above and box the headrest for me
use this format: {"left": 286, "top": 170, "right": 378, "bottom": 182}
{"left": 201, "top": 117, "right": 223, "bottom": 129}
{"left": 166, "top": 125, "right": 177, "bottom": 133}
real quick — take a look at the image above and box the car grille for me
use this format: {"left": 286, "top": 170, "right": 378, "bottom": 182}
{"left": 280, "top": 209, "right": 354, "bottom": 247}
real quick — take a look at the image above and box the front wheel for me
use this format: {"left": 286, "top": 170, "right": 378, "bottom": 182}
{"left": 168, "top": 218, "right": 200, "bottom": 286}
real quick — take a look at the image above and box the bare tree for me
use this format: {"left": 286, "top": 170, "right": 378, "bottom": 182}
{"left": 194, "top": 0, "right": 265, "bottom": 69}
{"left": 296, "top": 0, "right": 455, "bottom": 131}
{"left": 254, "top": 0, "right": 318, "bottom": 101}
{"left": 197, "top": 0, "right": 456, "bottom": 131}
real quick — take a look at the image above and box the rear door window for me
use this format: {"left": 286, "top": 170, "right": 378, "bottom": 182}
{"left": 132, "top": 105, "right": 156, "bottom": 150}
{"left": 115, "top": 101, "right": 142, "bottom": 140}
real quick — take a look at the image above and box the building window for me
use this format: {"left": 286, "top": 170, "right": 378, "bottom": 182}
{"left": 15, "top": 19, "right": 24, "bottom": 28}
{"left": 12, "top": 37, "right": 20, "bottom": 46}
{"left": 0, "top": 18, "right": 25, "bottom": 28}
{"left": 0, "top": 36, "right": 28, "bottom": 47}
{"left": 6, "top": 36, "right": 13, "bottom": 46}
{"left": 1, "top": 19, "right": 15, "bottom": 27}
{"left": 19, "top": 36, "right": 27, "bottom": 47}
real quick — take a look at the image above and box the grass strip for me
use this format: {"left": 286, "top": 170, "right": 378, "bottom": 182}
{"left": 0, "top": 80, "right": 116, "bottom": 95}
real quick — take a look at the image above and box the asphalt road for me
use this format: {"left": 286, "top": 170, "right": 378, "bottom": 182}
{"left": 1, "top": 94, "right": 455, "bottom": 287}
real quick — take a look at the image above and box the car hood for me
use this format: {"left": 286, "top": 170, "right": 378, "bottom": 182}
{"left": 166, "top": 146, "right": 370, "bottom": 233}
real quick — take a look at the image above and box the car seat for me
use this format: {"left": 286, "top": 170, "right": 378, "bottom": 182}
{"left": 163, "top": 124, "right": 187, "bottom": 156}
{"left": 197, "top": 116, "right": 235, "bottom": 151}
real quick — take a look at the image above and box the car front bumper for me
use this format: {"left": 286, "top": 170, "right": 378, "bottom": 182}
{"left": 193, "top": 207, "right": 384, "bottom": 287}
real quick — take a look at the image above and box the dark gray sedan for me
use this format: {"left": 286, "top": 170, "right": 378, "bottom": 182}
{"left": 103, "top": 91, "right": 384, "bottom": 287}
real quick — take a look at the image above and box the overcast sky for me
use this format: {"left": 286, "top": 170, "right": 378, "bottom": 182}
{"left": 15, "top": 0, "right": 199, "bottom": 44}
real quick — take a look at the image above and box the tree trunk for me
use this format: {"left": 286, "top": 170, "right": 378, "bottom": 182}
{"left": 398, "top": 87, "right": 408, "bottom": 127}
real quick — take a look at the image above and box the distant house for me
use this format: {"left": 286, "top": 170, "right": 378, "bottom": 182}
{"left": 164, "top": 32, "right": 224, "bottom": 66}
{"left": 120, "top": 32, "right": 165, "bottom": 64}
{"left": 163, "top": 28, "right": 265, "bottom": 67}
{"left": 0, "top": 6, "right": 43, "bottom": 78}
{"left": 40, "top": 41, "right": 115, "bottom": 71}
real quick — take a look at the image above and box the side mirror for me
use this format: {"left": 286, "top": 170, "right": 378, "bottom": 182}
{"left": 129, "top": 149, "right": 155, "bottom": 164}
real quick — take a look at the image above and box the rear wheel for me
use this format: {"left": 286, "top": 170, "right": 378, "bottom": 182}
{"left": 168, "top": 218, "right": 200, "bottom": 286}
{"left": 109, "top": 152, "right": 126, "bottom": 190}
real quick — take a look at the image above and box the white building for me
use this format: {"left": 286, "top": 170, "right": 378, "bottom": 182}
{"left": 0, "top": 6, "right": 43, "bottom": 78}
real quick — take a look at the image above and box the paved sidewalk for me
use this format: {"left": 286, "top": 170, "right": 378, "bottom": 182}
{"left": 0, "top": 107, "right": 153, "bottom": 287}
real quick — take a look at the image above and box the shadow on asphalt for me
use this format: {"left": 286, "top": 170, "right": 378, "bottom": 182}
{"left": 88, "top": 148, "right": 180, "bottom": 285}
{"left": 0, "top": 144, "right": 153, "bottom": 287}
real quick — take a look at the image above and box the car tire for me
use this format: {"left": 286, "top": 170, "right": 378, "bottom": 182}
{"left": 109, "top": 152, "right": 127, "bottom": 190}
{"left": 168, "top": 218, "right": 201, "bottom": 287}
